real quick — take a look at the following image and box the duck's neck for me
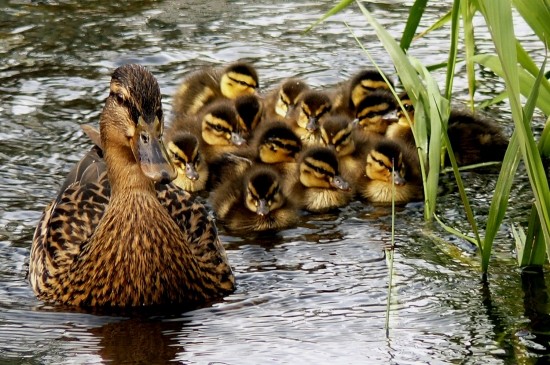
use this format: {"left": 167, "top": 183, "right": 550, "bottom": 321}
{"left": 104, "top": 144, "right": 156, "bottom": 196}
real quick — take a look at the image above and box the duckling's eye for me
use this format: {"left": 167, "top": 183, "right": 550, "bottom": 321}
{"left": 280, "top": 95, "right": 289, "bottom": 106}
{"left": 269, "top": 143, "right": 277, "bottom": 151}
{"left": 366, "top": 111, "right": 377, "bottom": 119}
{"left": 214, "top": 124, "right": 224, "bottom": 132}
{"left": 404, "top": 104, "right": 414, "bottom": 112}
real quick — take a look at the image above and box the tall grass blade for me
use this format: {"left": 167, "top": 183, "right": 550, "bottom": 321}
{"left": 400, "top": 0, "right": 429, "bottom": 51}
{"left": 479, "top": 0, "right": 550, "bottom": 259}
{"left": 414, "top": 10, "right": 451, "bottom": 41}
{"left": 460, "top": 0, "right": 477, "bottom": 108}
{"left": 444, "top": 0, "right": 460, "bottom": 101}
{"left": 304, "top": 0, "right": 353, "bottom": 33}
{"left": 512, "top": 0, "right": 550, "bottom": 48}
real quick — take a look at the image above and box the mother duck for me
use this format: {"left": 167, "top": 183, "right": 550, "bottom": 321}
{"left": 29, "top": 64, "right": 235, "bottom": 307}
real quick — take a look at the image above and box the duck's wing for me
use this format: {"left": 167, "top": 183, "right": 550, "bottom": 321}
{"left": 155, "top": 183, "right": 235, "bottom": 293}
{"left": 57, "top": 146, "right": 106, "bottom": 196}
{"left": 30, "top": 170, "right": 110, "bottom": 296}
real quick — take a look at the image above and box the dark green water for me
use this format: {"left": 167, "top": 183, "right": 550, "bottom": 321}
{"left": 0, "top": 1, "right": 548, "bottom": 364}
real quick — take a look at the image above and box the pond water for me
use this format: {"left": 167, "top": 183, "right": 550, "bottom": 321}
{"left": 1, "top": 0, "right": 549, "bottom": 364}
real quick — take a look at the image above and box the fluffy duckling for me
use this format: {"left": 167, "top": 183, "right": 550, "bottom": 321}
{"left": 173, "top": 61, "right": 259, "bottom": 117}
{"left": 331, "top": 69, "right": 394, "bottom": 117}
{"left": 166, "top": 131, "right": 209, "bottom": 193}
{"left": 211, "top": 165, "right": 298, "bottom": 233}
{"left": 358, "top": 138, "right": 423, "bottom": 205}
{"left": 263, "top": 77, "right": 310, "bottom": 120}
{"left": 286, "top": 90, "right": 332, "bottom": 146}
{"left": 320, "top": 114, "right": 374, "bottom": 187}
{"left": 170, "top": 99, "right": 247, "bottom": 164}
{"left": 446, "top": 109, "right": 509, "bottom": 166}
{"left": 29, "top": 64, "right": 235, "bottom": 307}
{"left": 235, "top": 93, "right": 263, "bottom": 140}
{"left": 353, "top": 90, "right": 397, "bottom": 137}
{"left": 385, "top": 92, "right": 415, "bottom": 147}
{"left": 285, "top": 146, "right": 353, "bottom": 213}
{"left": 207, "top": 121, "right": 302, "bottom": 189}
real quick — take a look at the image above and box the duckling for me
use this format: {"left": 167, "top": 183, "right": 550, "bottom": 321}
{"left": 320, "top": 114, "right": 374, "bottom": 186}
{"left": 170, "top": 99, "right": 247, "bottom": 164}
{"left": 207, "top": 121, "right": 302, "bottom": 189}
{"left": 285, "top": 146, "right": 353, "bottom": 213}
{"left": 385, "top": 92, "right": 415, "bottom": 147}
{"left": 357, "top": 138, "right": 423, "bottom": 205}
{"left": 235, "top": 93, "right": 263, "bottom": 140}
{"left": 166, "top": 131, "right": 209, "bottom": 193}
{"left": 446, "top": 109, "right": 509, "bottom": 166}
{"left": 29, "top": 64, "right": 235, "bottom": 307}
{"left": 353, "top": 90, "right": 397, "bottom": 137}
{"left": 172, "top": 61, "right": 259, "bottom": 117}
{"left": 331, "top": 69, "right": 394, "bottom": 117}
{"left": 211, "top": 165, "right": 298, "bottom": 233}
{"left": 263, "top": 77, "right": 310, "bottom": 120}
{"left": 286, "top": 90, "right": 332, "bottom": 146}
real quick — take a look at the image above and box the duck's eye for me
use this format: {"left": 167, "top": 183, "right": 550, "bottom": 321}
{"left": 115, "top": 93, "right": 125, "bottom": 105}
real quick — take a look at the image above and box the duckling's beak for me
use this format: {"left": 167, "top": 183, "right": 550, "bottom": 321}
{"left": 306, "top": 116, "right": 318, "bottom": 132}
{"left": 284, "top": 107, "right": 292, "bottom": 119}
{"left": 392, "top": 170, "right": 406, "bottom": 186}
{"left": 256, "top": 199, "right": 269, "bottom": 216}
{"left": 185, "top": 163, "right": 199, "bottom": 181}
{"left": 330, "top": 175, "right": 350, "bottom": 191}
{"left": 133, "top": 115, "right": 177, "bottom": 184}
{"left": 231, "top": 132, "right": 246, "bottom": 146}
{"left": 352, "top": 118, "right": 359, "bottom": 126}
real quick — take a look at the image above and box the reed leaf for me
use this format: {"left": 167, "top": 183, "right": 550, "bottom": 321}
{"left": 414, "top": 10, "right": 451, "bottom": 41}
{"left": 400, "top": 0, "right": 429, "bottom": 51}
{"left": 304, "top": 0, "right": 353, "bottom": 33}
{"left": 478, "top": 0, "right": 550, "bottom": 259}
{"left": 512, "top": 0, "right": 550, "bottom": 48}
{"left": 460, "top": 0, "right": 477, "bottom": 109}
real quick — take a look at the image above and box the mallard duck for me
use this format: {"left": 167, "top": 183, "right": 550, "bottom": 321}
{"left": 284, "top": 146, "right": 353, "bottom": 213}
{"left": 286, "top": 90, "right": 332, "bottom": 146}
{"left": 353, "top": 90, "right": 397, "bottom": 137}
{"left": 211, "top": 165, "right": 298, "bottom": 233}
{"left": 166, "top": 131, "right": 209, "bottom": 193}
{"left": 385, "top": 92, "right": 415, "bottom": 147}
{"left": 172, "top": 61, "right": 259, "bottom": 117}
{"left": 263, "top": 77, "right": 310, "bottom": 120}
{"left": 234, "top": 93, "right": 263, "bottom": 140}
{"left": 170, "top": 99, "right": 247, "bottom": 164}
{"left": 320, "top": 114, "right": 375, "bottom": 187}
{"left": 29, "top": 64, "right": 235, "bottom": 307}
{"left": 357, "top": 138, "right": 423, "bottom": 205}
{"left": 331, "top": 69, "right": 393, "bottom": 117}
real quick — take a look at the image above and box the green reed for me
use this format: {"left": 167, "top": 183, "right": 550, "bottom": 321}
{"left": 312, "top": 0, "right": 550, "bottom": 274}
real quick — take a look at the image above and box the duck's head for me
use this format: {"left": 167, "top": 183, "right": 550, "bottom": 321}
{"left": 320, "top": 115, "right": 355, "bottom": 157}
{"left": 167, "top": 131, "right": 203, "bottom": 182}
{"left": 295, "top": 91, "right": 332, "bottom": 132}
{"left": 365, "top": 140, "right": 407, "bottom": 185}
{"left": 354, "top": 90, "right": 396, "bottom": 134}
{"left": 100, "top": 64, "right": 176, "bottom": 184}
{"left": 397, "top": 92, "right": 415, "bottom": 125}
{"left": 275, "top": 78, "right": 309, "bottom": 118}
{"left": 201, "top": 100, "right": 246, "bottom": 147}
{"left": 220, "top": 61, "right": 259, "bottom": 100}
{"left": 298, "top": 147, "right": 350, "bottom": 190}
{"left": 257, "top": 122, "right": 302, "bottom": 164}
{"left": 244, "top": 167, "right": 285, "bottom": 216}
{"left": 349, "top": 69, "right": 393, "bottom": 108}
{"left": 235, "top": 93, "right": 263, "bottom": 138}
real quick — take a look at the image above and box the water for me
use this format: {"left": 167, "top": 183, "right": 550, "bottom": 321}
{"left": 1, "top": 0, "right": 548, "bottom": 363}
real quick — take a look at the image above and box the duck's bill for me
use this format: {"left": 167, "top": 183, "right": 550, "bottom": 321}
{"left": 134, "top": 116, "right": 177, "bottom": 184}
{"left": 331, "top": 175, "right": 350, "bottom": 191}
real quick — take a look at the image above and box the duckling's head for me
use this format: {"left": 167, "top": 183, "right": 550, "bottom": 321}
{"left": 320, "top": 115, "right": 355, "bottom": 157}
{"left": 397, "top": 92, "right": 415, "bottom": 125}
{"left": 298, "top": 147, "right": 350, "bottom": 190}
{"left": 167, "top": 131, "right": 203, "bottom": 182}
{"left": 244, "top": 167, "right": 285, "bottom": 216}
{"left": 257, "top": 122, "right": 302, "bottom": 164}
{"left": 349, "top": 69, "right": 393, "bottom": 108}
{"left": 235, "top": 93, "right": 263, "bottom": 138}
{"left": 201, "top": 100, "right": 246, "bottom": 147}
{"left": 295, "top": 90, "right": 332, "bottom": 132}
{"left": 275, "top": 78, "right": 310, "bottom": 118}
{"left": 220, "top": 61, "right": 259, "bottom": 100}
{"left": 354, "top": 90, "right": 396, "bottom": 134}
{"left": 365, "top": 140, "right": 407, "bottom": 185}
{"left": 100, "top": 64, "right": 176, "bottom": 184}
